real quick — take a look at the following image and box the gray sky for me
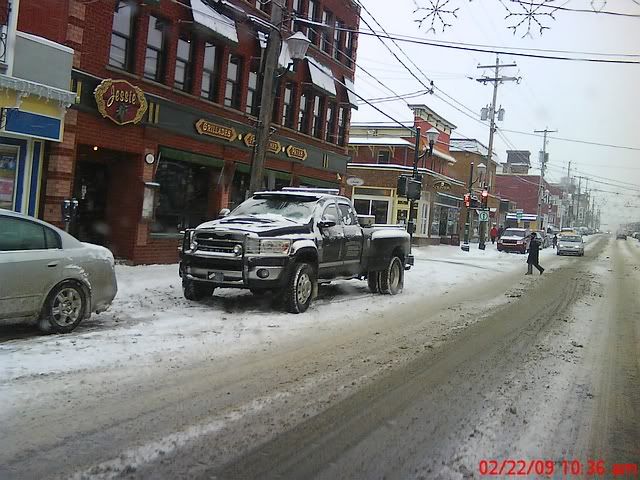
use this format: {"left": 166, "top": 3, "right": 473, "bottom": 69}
{"left": 351, "top": 0, "right": 640, "bottom": 228}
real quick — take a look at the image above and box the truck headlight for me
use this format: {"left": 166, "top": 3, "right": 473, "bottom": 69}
{"left": 189, "top": 231, "right": 197, "bottom": 251}
{"left": 259, "top": 239, "right": 291, "bottom": 255}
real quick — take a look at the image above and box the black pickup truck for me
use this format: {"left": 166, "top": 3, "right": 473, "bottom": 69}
{"left": 179, "top": 188, "right": 414, "bottom": 313}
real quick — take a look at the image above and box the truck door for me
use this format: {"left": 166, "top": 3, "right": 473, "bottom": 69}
{"left": 337, "top": 200, "right": 363, "bottom": 275}
{"left": 317, "top": 200, "right": 344, "bottom": 278}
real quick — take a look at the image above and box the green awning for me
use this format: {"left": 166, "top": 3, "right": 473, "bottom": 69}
{"left": 159, "top": 146, "right": 224, "bottom": 168}
{"left": 299, "top": 176, "right": 339, "bottom": 188}
{"left": 234, "top": 162, "right": 251, "bottom": 173}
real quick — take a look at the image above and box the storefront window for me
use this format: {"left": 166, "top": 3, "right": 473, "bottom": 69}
{"left": 0, "top": 146, "right": 18, "bottom": 210}
{"left": 431, "top": 204, "right": 460, "bottom": 236}
{"left": 152, "top": 160, "right": 212, "bottom": 234}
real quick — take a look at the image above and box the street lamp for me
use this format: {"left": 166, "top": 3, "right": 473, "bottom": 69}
{"left": 461, "top": 161, "right": 487, "bottom": 252}
{"left": 249, "top": 27, "right": 311, "bottom": 195}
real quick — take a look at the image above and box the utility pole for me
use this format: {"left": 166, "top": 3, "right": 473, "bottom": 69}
{"left": 591, "top": 194, "right": 596, "bottom": 229}
{"left": 534, "top": 127, "right": 557, "bottom": 229}
{"left": 565, "top": 161, "right": 571, "bottom": 228}
{"left": 476, "top": 55, "right": 519, "bottom": 249}
{"left": 249, "top": 0, "right": 284, "bottom": 194}
{"left": 576, "top": 176, "right": 583, "bottom": 226}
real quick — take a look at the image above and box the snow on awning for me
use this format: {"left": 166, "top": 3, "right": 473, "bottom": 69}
{"left": 344, "top": 76, "right": 359, "bottom": 110}
{"left": 190, "top": 0, "right": 238, "bottom": 45}
{"left": 432, "top": 148, "right": 456, "bottom": 164}
{"left": 307, "top": 60, "right": 337, "bottom": 97}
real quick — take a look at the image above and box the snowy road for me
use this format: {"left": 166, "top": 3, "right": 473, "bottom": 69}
{"left": 1, "top": 236, "right": 638, "bottom": 479}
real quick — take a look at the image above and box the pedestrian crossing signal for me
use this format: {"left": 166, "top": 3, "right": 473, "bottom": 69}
{"left": 464, "top": 193, "right": 471, "bottom": 208}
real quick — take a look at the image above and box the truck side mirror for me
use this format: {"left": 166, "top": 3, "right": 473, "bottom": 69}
{"left": 219, "top": 208, "right": 230, "bottom": 218}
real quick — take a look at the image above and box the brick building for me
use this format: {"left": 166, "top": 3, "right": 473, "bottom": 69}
{"left": 16, "top": 0, "right": 360, "bottom": 263}
{"left": 494, "top": 173, "right": 554, "bottom": 230}
{"left": 346, "top": 105, "right": 468, "bottom": 245}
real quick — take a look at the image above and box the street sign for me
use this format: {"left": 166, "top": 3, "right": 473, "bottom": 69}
{"left": 516, "top": 210, "right": 523, "bottom": 221}
{"left": 479, "top": 211, "right": 489, "bottom": 222}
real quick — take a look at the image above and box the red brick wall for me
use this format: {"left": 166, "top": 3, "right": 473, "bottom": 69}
{"left": 17, "top": 0, "right": 69, "bottom": 43}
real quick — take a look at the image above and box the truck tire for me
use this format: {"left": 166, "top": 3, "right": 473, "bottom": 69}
{"left": 183, "top": 278, "right": 214, "bottom": 301}
{"left": 284, "top": 262, "right": 316, "bottom": 313}
{"left": 379, "top": 256, "right": 404, "bottom": 295}
{"left": 367, "top": 271, "right": 381, "bottom": 293}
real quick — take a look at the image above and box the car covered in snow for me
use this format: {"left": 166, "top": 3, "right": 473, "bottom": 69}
{"left": 179, "top": 188, "right": 414, "bottom": 313}
{"left": 0, "top": 209, "right": 117, "bottom": 333}
{"left": 497, "top": 228, "right": 531, "bottom": 254}
{"left": 557, "top": 234, "right": 585, "bottom": 256}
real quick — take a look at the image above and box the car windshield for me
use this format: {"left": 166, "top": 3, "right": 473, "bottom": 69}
{"left": 560, "top": 236, "right": 582, "bottom": 242}
{"left": 227, "top": 195, "right": 317, "bottom": 223}
{"left": 503, "top": 229, "right": 525, "bottom": 237}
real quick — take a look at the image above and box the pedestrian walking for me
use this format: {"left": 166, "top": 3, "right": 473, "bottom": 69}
{"left": 490, "top": 225, "right": 498, "bottom": 244}
{"left": 498, "top": 225, "right": 505, "bottom": 238}
{"left": 526, "top": 232, "right": 545, "bottom": 275}
{"left": 552, "top": 234, "right": 558, "bottom": 249}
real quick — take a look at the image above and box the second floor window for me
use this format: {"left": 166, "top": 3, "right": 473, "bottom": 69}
{"left": 109, "top": 1, "right": 135, "bottom": 71}
{"left": 333, "top": 19, "right": 343, "bottom": 61}
{"left": 282, "top": 83, "right": 294, "bottom": 128}
{"left": 377, "top": 150, "right": 390, "bottom": 164}
{"left": 311, "top": 95, "right": 323, "bottom": 138}
{"left": 291, "top": 0, "right": 305, "bottom": 32}
{"left": 337, "top": 107, "right": 348, "bottom": 146}
{"left": 246, "top": 68, "right": 259, "bottom": 116}
{"left": 298, "top": 93, "right": 309, "bottom": 133}
{"left": 321, "top": 10, "right": 333, "bottom": 54}
{"left": 224, "top": 54, "right": 242, "bottom": 109}
{"left": 201, "top": 43, "right": 220, "bottom": 101}
{"left": 144, "top": 16, "right": 165, "bottom": 82}
{"left": 174, "top": 35, "right": 192, "bottom": 91}
{"left": 325, "top": 102, "right": 336, "bottom": 142}
{"left": 344, "top": 30, "right": 354, "bottom": 67}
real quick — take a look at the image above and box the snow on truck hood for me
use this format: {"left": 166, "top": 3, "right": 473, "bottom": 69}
{"left": 196, "top": 217, "right": 311, "bottom": 236}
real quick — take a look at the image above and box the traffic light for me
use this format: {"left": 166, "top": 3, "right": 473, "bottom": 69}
{"left": 481, "top": 189, "right": 489, "bottom": 208}
{"left": 464, "top": 193, "right": 471, "bottom": 208}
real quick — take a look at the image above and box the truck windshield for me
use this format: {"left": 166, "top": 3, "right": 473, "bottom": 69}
{"left": 229, "top": 196, "right": 318, "bottom": 223}
{"left": 560, "top": 236, "right": 581, "bottom": 242}
{"left": 503, "top": 229, "right": 525, "bottom": 237}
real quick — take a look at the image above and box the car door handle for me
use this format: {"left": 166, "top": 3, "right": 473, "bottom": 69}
{"left": 47, "top": 262, "right": 59, "bottom": 268}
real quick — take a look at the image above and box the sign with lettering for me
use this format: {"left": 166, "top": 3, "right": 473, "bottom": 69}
{"left": 243, "top": 133, "right": 281, "bottom": 154}
{"left": 286, "top": 145, "right": 308, "bottom": 161}
{"left": 195, "top": 119, "right": 237, "bottom": 142}
{"left": 94, "top": 79, "right": 147, "bottom": 126}
{"left": 433, "top": 180, "right": 452, "bottom": 191}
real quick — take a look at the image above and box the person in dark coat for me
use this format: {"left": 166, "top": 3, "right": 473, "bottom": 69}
{"left": 526, "top": 232, "right": 544, "bottom": 275}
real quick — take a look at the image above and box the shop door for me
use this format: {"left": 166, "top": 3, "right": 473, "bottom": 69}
{"left": 73, "top": 162, "right": 109, "bottom": 245}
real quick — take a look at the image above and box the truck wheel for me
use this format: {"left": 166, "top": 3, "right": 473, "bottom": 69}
{"left": 379, "top": 256, "right": 404, "bottom": 295}
{"left": 367, "top": 271, "right": 381, "bottom": 293}
{"left": 183, "top": 278, "right": 214, "bottom": 301}
{"left": 284, "top": 263, "right": 316, "bottom": 313}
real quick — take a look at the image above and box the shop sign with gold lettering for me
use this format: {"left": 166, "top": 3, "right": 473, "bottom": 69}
{"left": 195, "top": 119, "right": 238, "bottom": 142}
{"left": 433, "top": 180, "right": 452, "bottom": 191}
{"left": 243, "top": 133, "right": 281, "bottom": 154}
{"left": 286, "top": 145, "right": 308, "bottom": 161}
{"left": 94, "top": 79, "right": 148, "bottom": 125}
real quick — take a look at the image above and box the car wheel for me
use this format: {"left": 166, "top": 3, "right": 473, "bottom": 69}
{"left": 367, "top": 271, "right": 381, "bottom": 294}
{"left": 40, "top": 281, "right": 87, "bottom": 334}
{"left": 379, "top": 256, "right": 404, "bottom": 295}
{"left": 284, "top": 263, "right": 316, "bottom": 313}
{"left": 183, "top": 278, "right": 215, "bottom": 301}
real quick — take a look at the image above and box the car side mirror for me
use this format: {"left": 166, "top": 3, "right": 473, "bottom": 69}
{"left": 318, "top": 219, "right": 337, "bottom": 229}
{"left": 219, "top": 208, "right": 230, "bottom": 218}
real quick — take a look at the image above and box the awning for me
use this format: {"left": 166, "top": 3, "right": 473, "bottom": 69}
{"left": 159, "top": 146, "right": 224, "bottom": 168}
{"left": 299, "top": 176, "right": 339, "bottom": 188}
{"left": 432, "top": 148, "right": 456, "bottom": 164}
{"left": 308, "top": 60, "right": 336, "bottom": 97}
{"left": 190, "top": 0, "right": 238, "bottom": 45}
{"left": 343, "top": 76, "right": 359, "bottom": 110}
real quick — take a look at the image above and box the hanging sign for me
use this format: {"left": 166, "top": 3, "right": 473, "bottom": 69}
{"left": 433, "top": 180, "right": 452, "bottom": 191}
{"left": 346, "top": 177, "right": 365, "bottom": 187}
{"left": 243, "top": 133, "right": 281, "bottom": 154}
{"left": 94, "top": 79, "right": 148, "bottom": 126}
{"left": 195, "top": 119, "right": 237, "bottom": 142}
{"left": 286, "top": 145, "right": 308, "bottom": 161}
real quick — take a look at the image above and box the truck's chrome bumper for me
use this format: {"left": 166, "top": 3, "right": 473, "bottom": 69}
{"left": 182, "top": 264, "right": 286, "bottom": 286}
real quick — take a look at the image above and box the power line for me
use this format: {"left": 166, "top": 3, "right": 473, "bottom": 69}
{"left": 498, "top": 128, "right": 640, "bottom": 151}
{"left": 514, "top": 1, "right": 640, "bottom": 18}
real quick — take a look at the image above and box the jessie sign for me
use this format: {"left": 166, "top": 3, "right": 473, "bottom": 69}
{"left": 94, "top": 79, "right": 148, "bottom": 125}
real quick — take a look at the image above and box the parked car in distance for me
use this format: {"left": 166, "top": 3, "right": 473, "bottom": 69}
{"left": 535, "top": 230, "right": 549, "bottom": 248}
{"left": 0, "top": 209, "right": 117, "bottom": 333}
{"left": 616, "top": 231, "right": 627, "bottom": 240}
{"left": 497, "top": 228, "right": 530, "bottom": 254}
{"left": 179, "top": 188, "right": 413, "bottom": 313}
{"left": 557, "top": 234, "right": 585, "bottom": 256}
{"left": 561, "top": 227, "right": 578, "bottom": 235}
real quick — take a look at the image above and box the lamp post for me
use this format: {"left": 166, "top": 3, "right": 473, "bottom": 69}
{"left": 406, "top": 127, "right": 438, "bottom": 243}
{"left": 249, "top": 29, "right": 311, "bottom": 194}
{"left": 461, "top": 161, "right": 486, "bottom": 252}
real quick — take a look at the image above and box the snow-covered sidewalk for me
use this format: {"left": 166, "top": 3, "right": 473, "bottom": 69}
{"left": 0, "top": 242, "right": 564, "bottom": 383}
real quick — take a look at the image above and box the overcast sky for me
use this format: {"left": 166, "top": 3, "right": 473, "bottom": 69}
{"left": 350, "top": 0, "right": 640, "bottom": 228}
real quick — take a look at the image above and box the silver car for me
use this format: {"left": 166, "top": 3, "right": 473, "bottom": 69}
{"left": 556, "top": 234, "right": 585, "bottom": 256}
{"left": 0, "top": 209, "right": 117, "bottom": 333}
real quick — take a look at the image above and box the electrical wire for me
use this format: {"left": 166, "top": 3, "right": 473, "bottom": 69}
{"left": 498, "top": 128, "right": 640, "bottom": 151}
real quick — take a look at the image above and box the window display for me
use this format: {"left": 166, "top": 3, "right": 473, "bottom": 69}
{"left": 0, "top": 146, "right": 18, "bottom": 210}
